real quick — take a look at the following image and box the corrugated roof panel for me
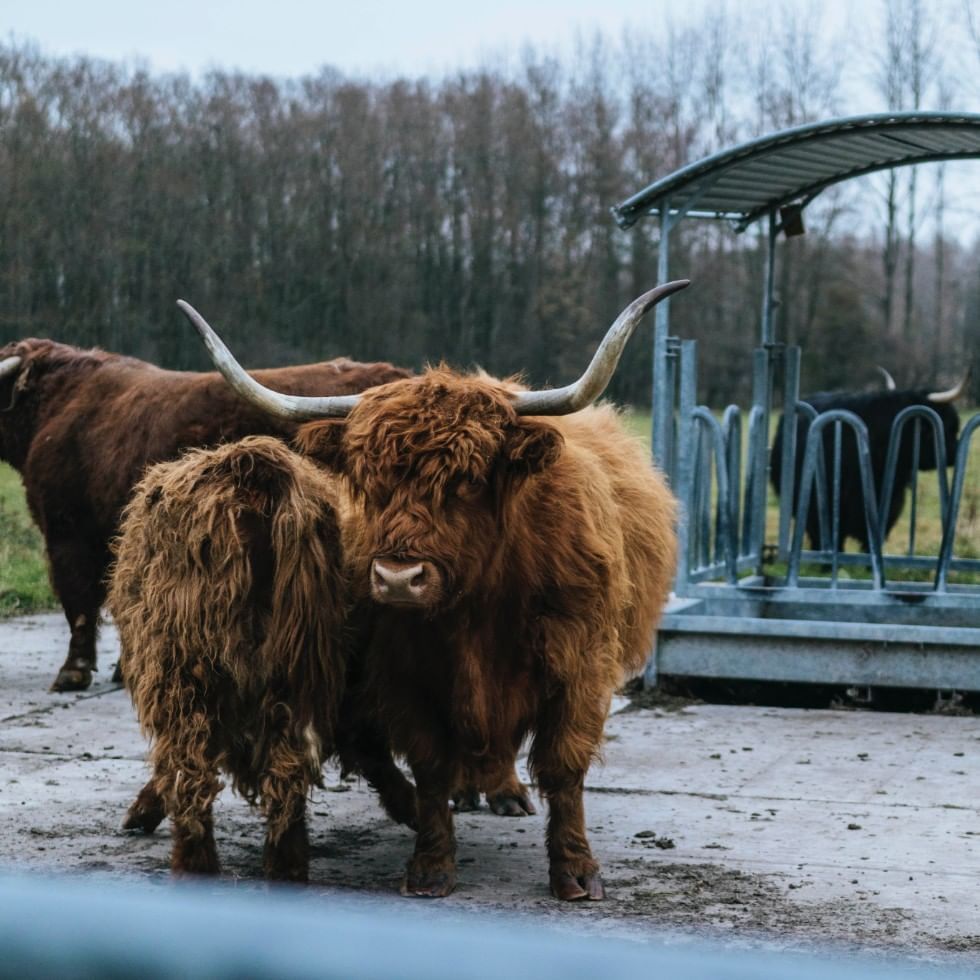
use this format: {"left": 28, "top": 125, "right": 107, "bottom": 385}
{"left": 800, "top": 134, "right": 903, "bottom": 162}
{"left": 911, "top": 131, "right": 980, "bottom": 151}
{"left": 736, "top": 159, "right": 832, "bottom": 181}
{"left": 612, "top": 112, "right": 980, "bottom": 231}
{"left": 790, "top": 135, "right": 891, "bottom": 158}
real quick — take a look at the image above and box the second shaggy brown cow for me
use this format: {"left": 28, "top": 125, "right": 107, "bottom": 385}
{"left": 109, "top": 436, "right": 414, "bottom": 880}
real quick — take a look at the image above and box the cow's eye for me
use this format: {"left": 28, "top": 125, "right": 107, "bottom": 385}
{"left": 455, "top": 476, "right": 484, "bottom": 499}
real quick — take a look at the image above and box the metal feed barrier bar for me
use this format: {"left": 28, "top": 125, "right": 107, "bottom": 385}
{"left": 655, "top": 339, "right": 980, "bottom": 690}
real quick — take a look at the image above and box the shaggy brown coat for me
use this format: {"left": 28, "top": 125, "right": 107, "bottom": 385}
{"left": 109, "top": 436, "right": 414, "bottom": 880}
{"left": 0, "top": 337, "right": 410, "bottom": 693}
{"left": 296, "top": 368, "right": 678, "bottom": 900}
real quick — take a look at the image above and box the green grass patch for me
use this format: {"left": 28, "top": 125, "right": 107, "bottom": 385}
{"left": 0, "top": 463, "right": 57, "bottom": 617}
{"left": 621, "top": 408, "right": 652, "bottom": 443}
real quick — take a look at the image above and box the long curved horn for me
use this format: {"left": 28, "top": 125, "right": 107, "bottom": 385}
{"left": 511, "top": 280, "right": 690, "bottom": 416}
{"left": 928, "top": 370, "right": 970, "bottom": 404}
{"left": 0, "top": 356, "right": 23, "bottom": 381}
{"left": 177, "top": 301, "right": 361, "bottom": 420}
{"left": 876, "top": 366, "right": 896, "bottom": 390}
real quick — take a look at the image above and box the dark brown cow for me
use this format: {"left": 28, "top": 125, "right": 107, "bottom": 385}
{"left": 109, "top": 436, "right": 416, "bottom": 880}
{"left": 0, "top": 339, "right": 409, "bottom": 692}
{"left": 179, "top": 281, "right": 687, "bottom": 901}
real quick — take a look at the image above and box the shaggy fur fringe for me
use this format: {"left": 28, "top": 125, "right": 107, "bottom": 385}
{"left": 108, "top": 436, "right": 347, "bottom": 879}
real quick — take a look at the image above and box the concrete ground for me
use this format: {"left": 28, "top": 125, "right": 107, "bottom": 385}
{"left": 1, "top": 613, "right": 979, "bottom": 967}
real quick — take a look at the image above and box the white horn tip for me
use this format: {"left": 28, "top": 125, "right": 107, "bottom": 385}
{"left": 635, "top": 279, "right": 691, "bottom": 316}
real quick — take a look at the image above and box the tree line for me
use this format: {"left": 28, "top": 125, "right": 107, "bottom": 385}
{"left": 1, "top": 1, "right": 979, "bottom": 408}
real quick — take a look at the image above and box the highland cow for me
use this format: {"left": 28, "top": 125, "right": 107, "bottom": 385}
{"left": 109, "top": 436, "right": 415, "bottom": 880}
{"left": 0, "top": 339, "right": 410, "bottom": 692}
{"left": 771, "top": 375, "right": 966, "bottom": 551}
{"left": 179, "top": 281, "right": 687, "bottom": 900}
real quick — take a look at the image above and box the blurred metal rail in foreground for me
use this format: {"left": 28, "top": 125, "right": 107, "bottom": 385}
{"left": 0, "top": 873, "right": 973, "bottom": 979}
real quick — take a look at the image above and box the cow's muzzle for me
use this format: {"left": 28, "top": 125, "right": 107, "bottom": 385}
{"left": 371, "top": 558, "right": 442, "bottom": 608}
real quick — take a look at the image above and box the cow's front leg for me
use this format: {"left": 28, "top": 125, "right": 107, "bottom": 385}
{"left": 539, "top": 769, "right": 603, "bottom": 900}
{"left": 402, "top": 763, "right": 456, "bottom": 898}
{"left": 534, "top": 693, "right": 607, "bottom": 901}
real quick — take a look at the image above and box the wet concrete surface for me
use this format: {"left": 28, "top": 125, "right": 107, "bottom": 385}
{"left": 1, "top": 612, "right": 978, "bottom": 966}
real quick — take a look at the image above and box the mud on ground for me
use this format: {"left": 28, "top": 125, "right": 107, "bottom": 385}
{"left": 1, "top": 613, "right": 979, "bottom": 967}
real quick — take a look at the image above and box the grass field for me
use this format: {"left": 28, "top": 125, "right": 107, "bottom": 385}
{"left": 0, "top": 463, "right": 56, "bottom": 616}
{"left": 1, "top": 406, "right": 977, "bottom": 619}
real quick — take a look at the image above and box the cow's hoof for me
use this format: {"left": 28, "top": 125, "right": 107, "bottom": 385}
{"left": 172, "top": 860, "right": 220, "bottom": 878}
{"left": 550, "top": 868, "right": 605, "bottom": 901}
{"left": 121, "top": 789, "right": 166, "bottom": 834}
{"left": 451, "top": 788, "right": 482, "bottom": 812}
{"left": 110, "top": 663, "right": 123, "bottom": 685}
{"left": 171, "top": 846, "right": 220, "bottom": 877}
{"left": 488, "top": 789, "right": 536, "bottom": 817}
{"left": 401, "top": 866, "right": 456, "bottom": 898}
{"left": 264, "top": 863, "right": 309, "bottom": 884}
{"left": 50, "top": 666, "right": 92, "bottom": 693}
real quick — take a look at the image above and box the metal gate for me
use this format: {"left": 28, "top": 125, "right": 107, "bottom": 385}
{"left": 611, "top": 112, "right": 980, "bottom": 691}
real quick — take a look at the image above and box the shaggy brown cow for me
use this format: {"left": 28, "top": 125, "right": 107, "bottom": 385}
{"left": 179, "top": 280, "right": 687, "bottom": 900}
{"left": 108, "top": 436, "right": 416, "bottom": 880}
{"left": 0, "top": 339, "right": 409, "bottom": 692}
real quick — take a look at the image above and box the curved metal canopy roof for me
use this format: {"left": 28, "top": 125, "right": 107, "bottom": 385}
{"left": 612, "top": 111, "right": 980, "bottom": 233}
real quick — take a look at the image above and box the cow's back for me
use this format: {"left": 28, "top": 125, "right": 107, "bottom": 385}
{"left": 22, "top": 353, "right": 410, "bottom": 538}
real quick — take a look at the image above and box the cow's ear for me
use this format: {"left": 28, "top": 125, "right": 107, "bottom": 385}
{"left": 294, "top": 421, "right": 347, "bottom": 472}
{"left": 503, "top": 419, "right": 563, "bottom": 476}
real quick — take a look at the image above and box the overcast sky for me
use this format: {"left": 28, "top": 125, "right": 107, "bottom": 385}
{"left": 3, "top": 0, "right": 858, "bottom": 79}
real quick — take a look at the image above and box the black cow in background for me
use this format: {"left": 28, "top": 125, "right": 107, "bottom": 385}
{"left": 771, "top": 373, "right": 968, "bottom": 552}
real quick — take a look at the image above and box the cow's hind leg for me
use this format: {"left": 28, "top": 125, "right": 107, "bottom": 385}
{"left": 451, "top": 785, "right": 482, "bottom": 812}
{"left": 338, "top": 723, "right": 418, "bottom": 831}
{"left": 122, "top": 778, "right": 167, "bottom": 834}
{"left": 51, "top": 601, "right": 101, "bottom": 693}
{"left": 258, "top": 738, "right": 315, "bottom": 883}
{"left": 453, "top": 753, "right": 536, "bottom": 816}
{"left": 533, "top": 692, "right": 607, "bottom": 901}
{"left": 163, "top": 763, "right": 222, "bottom": 876}
{"left": 46, "top": 535, "right": 107, "bottom": 693}
{"left": 483, "top": 752, "right": 536, "bottom": 817}
{"left": 153, "top": 714, "right": 223, "bottom": 875}
{"left": 402, "top": 763, "right": 456, "bottom": 898}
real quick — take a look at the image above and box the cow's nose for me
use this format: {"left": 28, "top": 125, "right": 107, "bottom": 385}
{"left": 371, "top": 559, "right": 440, "bottom": 606}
